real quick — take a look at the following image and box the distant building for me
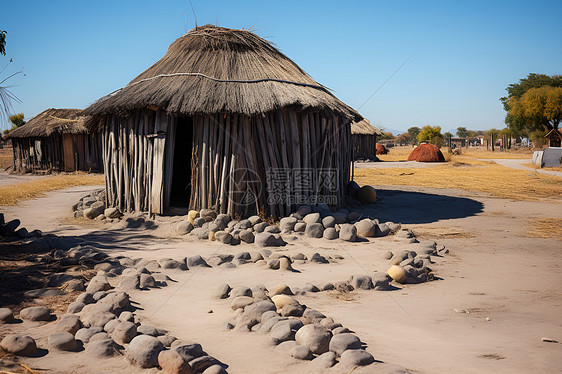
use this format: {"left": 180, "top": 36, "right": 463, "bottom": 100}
{"left": 351, "top": 119, "right": 381, "bottom": 160}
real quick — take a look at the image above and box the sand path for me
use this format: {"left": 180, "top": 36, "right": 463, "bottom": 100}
{"left": 1, "top": 185, "right": 561, "bottom": 373}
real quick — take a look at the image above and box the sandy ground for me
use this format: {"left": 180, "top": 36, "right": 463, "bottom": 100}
{"left": 355, "top": 161, "right": 443, "bottom": 169}
{"left": 0, "top": 171, "right": 49, "bottom": 186}
{"left": 1, "top": 184, "right": 561, "bottom": 373}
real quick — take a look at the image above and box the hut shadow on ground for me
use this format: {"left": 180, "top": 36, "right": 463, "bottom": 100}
{"left": 372, "top": 189, "right": 484, "bottom": 224}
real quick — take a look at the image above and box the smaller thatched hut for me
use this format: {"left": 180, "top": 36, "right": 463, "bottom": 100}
{"left": 407, "top": 143, "right": 445, "bottom": 162}
{"left": 351, "top": 119, "right": 381, "bottom": 160}
{"left": 5, "top": 108, "right": 102, "bottom": 172}
{"left": 545, "top": 129, "right": 562, "bottom": 148}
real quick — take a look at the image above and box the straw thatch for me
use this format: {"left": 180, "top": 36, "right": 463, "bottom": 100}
{"left": 84, "top": 25, "right": 360, "bottom": 124}
{"left": 351, "top": 119, "right": 381, "bottom": 136}
{"left": 5, "top": 108, "right": 87, "bottom": 139}
{"left": 351, "top": 118, "right": 380, "bottom": 160}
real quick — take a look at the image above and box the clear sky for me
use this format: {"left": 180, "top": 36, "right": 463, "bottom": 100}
{"left": 1, "top": 0, "right": 561, "bottom": 134}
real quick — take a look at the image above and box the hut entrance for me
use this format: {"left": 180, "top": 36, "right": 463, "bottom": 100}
{"left": 169, "top": 116, "right": 193, "bottom": 210}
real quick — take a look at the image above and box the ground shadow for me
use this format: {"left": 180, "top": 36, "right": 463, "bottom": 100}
{"left": 367, "top": 189, "right": 484, "bottom": 224}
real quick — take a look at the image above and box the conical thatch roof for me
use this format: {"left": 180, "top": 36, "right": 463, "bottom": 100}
{"left": 351, "top": 119, "right": 382, "bottom": 136}
{"left": 84, "top": 25, "right": 360, "bottom": 123}
{"left": 5, "top": 108, "right": 87, "bottom": 139}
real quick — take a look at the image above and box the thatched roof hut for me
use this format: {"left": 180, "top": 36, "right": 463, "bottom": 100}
{"left": 351, "top": 119, "right": 381, "bottom": 160}
{"left": 85, "top": 25, "right": 361, "bottom": 218}
{"left": 5, "top": 108, "right": 102, "bottom": 172}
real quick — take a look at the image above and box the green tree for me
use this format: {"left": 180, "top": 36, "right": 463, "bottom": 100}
{"left": 395, "top": 132, "right": 412, "bottom": 145}
{"left": 3, "top": 113, "right": 25, "bottom": 135}
{"left": 417, "top": 125, "right": 443, "bottom": 147}
{"left": 501, "top": 74, "right": 562, "bottom": 134}
{"left": 456, "top": 126, "right": 468, "bottom": 138}
{"left": 407, "top": 126, "right": 421, "bottom": 139}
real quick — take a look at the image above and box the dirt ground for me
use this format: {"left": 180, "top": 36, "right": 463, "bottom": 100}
{"left": 1, "top": 176, "right": 561, "bottom": 373}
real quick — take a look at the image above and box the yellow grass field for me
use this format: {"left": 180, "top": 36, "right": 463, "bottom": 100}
{"left": 0, "top": 174, "right": 104, "bottom": 206}
{"left": 355, "top": 156, "right": 562, "bottom": 202}
{"left": 378, "top": 145, "right": 534, "bottom": 162}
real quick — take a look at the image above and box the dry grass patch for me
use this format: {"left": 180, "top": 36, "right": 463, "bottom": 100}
{"left": 526, "top": 218, "right": 562, "bottom": 240}
{"left": 523, "top": 163, "right": 562, "bottom": 172}
{"left": 355, "top": 160, "right": 562, "bottom": 202}
{"left": 377, "top": 146, "right": 533, "bottom": 162}
{"left": 0, "top": 174, "right": 104, "bottom": 206}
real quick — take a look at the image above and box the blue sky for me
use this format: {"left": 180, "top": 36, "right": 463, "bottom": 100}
{"left": 1, "top": 0, "right": 561, "bottom": 134}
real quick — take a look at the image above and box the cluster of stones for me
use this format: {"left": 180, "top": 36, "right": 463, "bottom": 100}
{"left": 215, "top": 283, "right": 375, "bottom": 369}
{"left": 0, "top": 214, "right": 42, "bottom": 240}
{"left": 177, "top": 203, "right": 401, "bottom": 247}
{"left": 1, "top": 253, "right": 227, "bottom": 374}
{"left": 385, "top": 230, "right": 448, "bottom": 284}
{"left": 72, "top": 189, "right": 122, "bottom": 222}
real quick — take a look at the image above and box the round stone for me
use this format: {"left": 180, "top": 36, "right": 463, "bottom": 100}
{"left": 339, "top": 349, "right": 375, "bottom": 367}
{"left": 126, "top": 335, "right": 165, "bottom": 368}
{"left": 329, "top": 333, "right": 362, "bottom": 355}
{"left": 48, "top": 332, "right": 77, "bottom": 351}
{"left": 295, "top": 324, "right": 332, "bottom": 355}
{"left": 1, "top": 334, "right": 36, "bottom": 356}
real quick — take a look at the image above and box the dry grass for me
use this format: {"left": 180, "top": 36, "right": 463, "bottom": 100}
{"left": 523, "top": 163, "right": 562, "bottom": 172}
{"left": 355, "top": 157, "right": 562, "bottom": 202}
{"left": 526, "top": 218, "right": 562, "bottom": 240}
{"left": 377, "top": 146, "right": 534, "bottom": 162}
{"left": 0, "top": 146, "right": 13, "bottom": 169}
{"left": 0, "top": 174, "right": 104, "bottom": 206}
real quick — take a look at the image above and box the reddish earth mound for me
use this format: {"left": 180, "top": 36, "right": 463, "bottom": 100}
{"left": 376, "top": 143, "right": 389, "bottom": 155}
{"left": 407, "top": 143, "right": 445, "bottom": 162}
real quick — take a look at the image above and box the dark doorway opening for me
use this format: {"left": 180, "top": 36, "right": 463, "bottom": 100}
{"left": 170, "top": 116, "right": 193, "bottom": 208}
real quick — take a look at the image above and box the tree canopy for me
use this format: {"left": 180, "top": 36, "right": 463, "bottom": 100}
{"left": 2, "top": 113, "right": 25, "bottom": 135}
{"left": 407, "top": 126, "right": 421, "bottom": 139}
{"left": 456, "top": 126, "right": 468, "bottom": 138}
{"left": 501, "top": 74, "right": 562, "bottom": 135}
{"left": 417, "top": 125, "right": 443, "bottom": 147}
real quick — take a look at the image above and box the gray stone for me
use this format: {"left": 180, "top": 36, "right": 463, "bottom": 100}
{"left": 84, "top": 202, "right": 105, "bottom": 219}
{"left": 230, "top": 286, "right": 252, "bottom": 298}
{"left": 56, "top": 314, "right": 82, "bottom": 335}
{"left": 248, "top": 215, "right": 261, "bottom": 225}
{"left": 214, "top": 283, "right": 231, "bottom": 299}
{"left": 189, "top": 355, "right": 221, "bottom": 373}
{"left": 242, "top": 300, "right": 276, "bottom": 321}
{"left": 261, "top": 310, "right": 279, "bottom": 323}
{"left": 312, "top": 351, "right": 337, "bottom": 368}
{"left": 230, "top": 296, "right": 254, "bottom": 310}
{"left": 200, "top": 209, "right": 217, "bottom": 222}
{"left": 263, "top": 225, "right": 280, "bottom": 234}
{"left": 215, "top": 231, "right": 233, "bottom": 244}
{"left": 98, "top": 291, "right": 130, "bottom": 314}
{"left": 339, "top": 349, "right": 375, "bottom": 367}
{"left": 294, "top": 222, "right": 306, "bottom": 232}
{"left": 375, "top": 223, "right": 391, "bottom": 237}
{"left": 305, "top": 223, "right": 324, "bottom": 238}
{"left": 347, "top": 211, "right": 362, "bottom": 222}
{"left": 329, "top": 333, "right": 362, "bottom": 355}
{"left": 104, "top": 207, "right": 122, "bottom": 219}
{"left": 302, "top": 283, "right": 320, "bottom": 293}
{"left": 270, "top": 322, "right": 296, "bottom": 344}
{"left": 355, "top": 219, "right": 377, "bottom": 237}
{"left": 112, "top": 321, "right": 137, "bottom": 344}
{"left": 103, "top": 319, "right": 120, "bottom": 333}
{"left": 193, "top": 227, "right": 210, "bottom": 239}
{"left": 157, "top": 335, "right": 177, "bottom": 348}
{"left": 140, "top": 273, "right": 156, "bottom": 288}
{"left": 333, "top": 326, "right": 352, "bottom": 335}
{"left": 323, "top": 227, "right": 338, "bottom": 240}
{"left": 236, "top": 219, "right": 252, "bottom": 230}
{"left": 350, "top": 275, "right": 374, "bottom": 290}
{"left": 138, "top": 324, "right": 161, "bottom": 337}
{"left": 1, "top": 334, "right": 36, "bottom": 356}
{"left": 126, "top": 335, "right": 165, "bottom": 368}
{"left": 117, "top": 274, "right": 140, "bottom": 290}
{"left": 339, "top": 224, "right": 357, "bottom": 241}
{"left": 281, "top": 303, "right": 304, "bottom": 317}
{"left": 119, "top": 311, "right": 135, "bottom": 322}
{"left": 239, "top": 230, "right": 255, "bottom": 243}
{"left": 86, "top": 275, "right": 112, "bottom": 294}
{"left": 49, "top": 332, "right": 77, "bottom": 351}
{"left": 174, "top": 343, "right": 205, "bottom": 362}
{"left": 86, "top": 338, "right": 117, "bottom": 358}
{"left": 310, "top": 253, "right": 328, "bottom": 263}
{"left": 258, "top": 316, "right": 288, "bottom": 334}
{"left": 280, "top": 217, "right": 298, "bottom": 232}
{"left": 0, "top": 308, "right": 14, "bottom": 323}
{"left": 19, "top": 306, "right": 51, "bottom": 321}
{"left": 253, "top": 222, "right": 269, "bottom": 233}
{"left": 75, "top": 327, "right": 103, "bottom": 343}
{"left": 90, "top": 332, "right": 110, "bottom": 342}
{"left": 290, "top": 345, "right": 314, "bottom": 360}
{"left": 303, "top": 213, "right": 321, "bottom": 225}
{"left": 279, "top": 257, "right": 294, "bottom": 271}
{"left": 187, "top": 255, "right": 210, "bottom": 267}
{"left": 221, "top": 322, "right": 234, "bottom": 331}
{"left": 295, "top": 324, "right": 332, "bottom": 355}
{"left": 322, "top": 216, "right": 336, "bottom": 228}
{"left": 203, "top": 364, "right": 228, "bottom": 374}
{"left": 193, "top": 217, "right": 207, "bottom": 228}
{"left": 255, "top": 232, "right": 278, "bottom": 247}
